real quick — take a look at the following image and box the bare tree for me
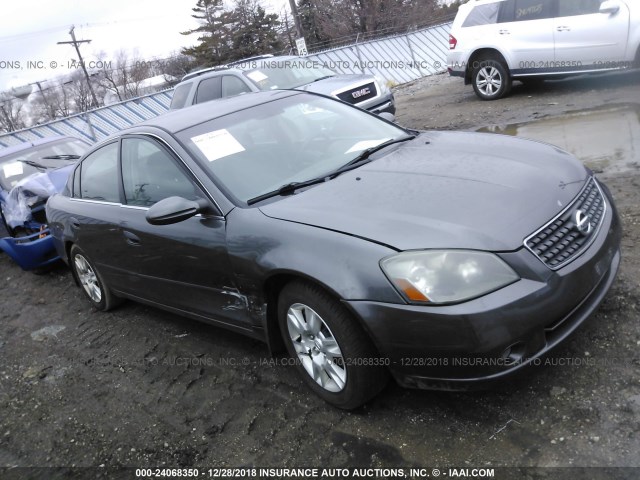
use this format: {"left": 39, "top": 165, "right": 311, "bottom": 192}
{"left": 0, "top": 96, "right": 27, "bottom": 133}
{"left": 70, "top": 71, "right": 104, "bottom": 112}
{"left": 157, "top": 53, "right": 198, "bottom": 86}
{"left": 97, "top": 49, "right": 152, "bottom": 102}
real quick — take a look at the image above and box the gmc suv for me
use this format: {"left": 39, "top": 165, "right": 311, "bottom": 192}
{"left": 170, "top": 55, "right": 396, "bottom": 114}
{"left": 447, "top": 0, "right": 640, "bottom": 100}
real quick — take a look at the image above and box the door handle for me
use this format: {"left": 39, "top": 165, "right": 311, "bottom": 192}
{"left": 123, "top": 230, "right": 141, "bottom": 246}
{"left": 556, "top": 26, "right": 571, "bottom": 32}
{"left": 70, "top": 217, "right": 80, "bottom": 229}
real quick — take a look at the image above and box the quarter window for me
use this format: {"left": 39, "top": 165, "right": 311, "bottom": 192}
{"left": 79, "top": 142, "right": 120, "bottom": 202}
{"left": 121, "top": 137, "right": 199, "bottom": 207}
{"left": 72, "top": 166, "right": 80, "bottom": 198}
{"left": 557, "top": 0, "right": 602, "bottom": 17}
{"left": 462, "top": 3, "right": 500, "bottom": 27}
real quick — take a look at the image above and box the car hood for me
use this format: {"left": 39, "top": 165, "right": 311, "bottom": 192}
{"left": 2, "top": 164, "right": 74, "bottom": 229}
{"left": 295, "top": 74, "right": 376, "bottom": 96}
{"left": 259, "top": 131, "right": 589, "bottom": 251}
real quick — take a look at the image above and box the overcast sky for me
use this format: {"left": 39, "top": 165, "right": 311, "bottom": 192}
{"left": 0, "top": 0, "right": 288, "bottom": 92}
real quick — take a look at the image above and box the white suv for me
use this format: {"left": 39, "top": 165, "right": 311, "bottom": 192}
{"left": 447, "top": 0, "right": 640, "bottom": 100}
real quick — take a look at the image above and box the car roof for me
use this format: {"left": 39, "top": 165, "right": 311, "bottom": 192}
{"left": 0, "top": 136, "right": 82, "bottom": 160}
{"left": 136, "top": 90, "right": 302, "bottom": 135}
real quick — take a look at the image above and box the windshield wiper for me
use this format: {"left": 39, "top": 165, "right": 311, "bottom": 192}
{"left": 41, "top": 154, "right": 81, "bottom": 160}
{"left": 19, "top": 159, "right": 48, "bottom": 170}
{"left": 246, "top": 135, "right": 416, "bottom": 206}
{"left": 329, "top": 134, "right": 416, "bottom": 177}
{"left": 247, "top": 177, "right": 329, "bottom": 205}
{"left": 309, "top": 75, "right": 335, "bottom": 83}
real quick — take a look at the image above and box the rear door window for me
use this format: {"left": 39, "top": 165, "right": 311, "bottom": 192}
{"left": 78, "top": 142, "right": 120, "bottom": 202}
{"left": 499, "top": 0, "right": 554, "bottom": 22}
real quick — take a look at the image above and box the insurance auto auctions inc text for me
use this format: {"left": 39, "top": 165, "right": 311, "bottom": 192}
{"left": 201, "top": 467, "right": 496, "bottom": 478}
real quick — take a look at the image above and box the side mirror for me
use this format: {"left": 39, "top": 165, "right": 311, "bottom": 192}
{"left": 599, "top": 1, "right": 620, "bottom": 14}
{"left": 146, "top": 196, "right": 208, "bottom": 226}
{"left": 378, "top": 112, "right": 396, "bottom": 123}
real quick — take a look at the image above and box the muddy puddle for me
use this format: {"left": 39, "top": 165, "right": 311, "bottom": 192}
{"left": 478, "top": 104, "right": 640, "bottom": 175}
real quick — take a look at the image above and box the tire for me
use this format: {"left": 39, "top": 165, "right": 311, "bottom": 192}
{"left": 69, "top": 245, "right": 121, "bottom": 311}
{"left": 472, "top": 59, "right": 511, "bottom": 100}
{"left": 278, "top": 281, "right": 388, "bottom": 409}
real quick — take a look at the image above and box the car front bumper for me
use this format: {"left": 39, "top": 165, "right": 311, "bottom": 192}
{"left": 345, "top": 190, "right": 622, "bottom": 390}
{"left": 356, "top": 92, "right": 396, "bottom": 115}
{"left": 0, "top": 229, "right": 60, "bottom": 271}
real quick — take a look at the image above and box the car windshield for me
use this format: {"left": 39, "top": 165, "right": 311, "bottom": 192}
{"left": 0, "top": 139, "right": 88, "bottom": 190}
{"left": 239, "top": 60, "right": 336, "bottom": 90}
{"left": 177, "top": 93, "right": 409, "bottom": 204}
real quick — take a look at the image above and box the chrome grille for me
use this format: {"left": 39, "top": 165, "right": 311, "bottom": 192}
{"left": 525, "top": 177, "right": 606, "bottom": 270}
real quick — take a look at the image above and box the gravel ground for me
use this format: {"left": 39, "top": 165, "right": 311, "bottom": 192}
{"left": 1, "top": 70, "right": 639, "bottom": 476}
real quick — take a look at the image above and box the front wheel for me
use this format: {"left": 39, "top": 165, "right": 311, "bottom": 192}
{"left": 70, "top": 245, "right": 121, "bottom": 311}
{"left": 472, "top": 59, "right": 511, "bottom": 100}
{"left": 278, "top": 281, "right": 388, "bottom": 409}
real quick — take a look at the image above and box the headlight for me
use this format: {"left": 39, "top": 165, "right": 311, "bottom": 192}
{"left": 375, "top": 76, "right": 390, "bottom": 95}
{"left": 380, "top": 250, "right": 519, "bottom": 305}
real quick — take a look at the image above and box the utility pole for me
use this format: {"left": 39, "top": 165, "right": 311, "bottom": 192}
{"left": 57, "top": 26, "right": 100, "bottom": 107}
{"left": 288, "top": 0, "right": 303, "bottom": 39}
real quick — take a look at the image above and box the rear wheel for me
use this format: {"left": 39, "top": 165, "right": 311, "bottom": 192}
{"left": 472, "top": 59, "right": 511, "bottom": 100}
{"left": 70, "top": 245, "right": 120, "bottom": 311}
{"left": 278, "top": 281, "right": 388, "bottom": 409}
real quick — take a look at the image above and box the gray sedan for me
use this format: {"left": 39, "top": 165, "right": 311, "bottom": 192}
{"left": 46, "top": 90, "right": 621, "bottom": 408}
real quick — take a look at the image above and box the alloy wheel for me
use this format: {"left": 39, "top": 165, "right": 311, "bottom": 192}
{"left": 476, "top": 66, "right": 502, "bottom": 96}
{"left": 74, "top": 254, "right": 102, "bottom": 303}
{"left": 286, "top": 303, "right": 347, "bottom": 392}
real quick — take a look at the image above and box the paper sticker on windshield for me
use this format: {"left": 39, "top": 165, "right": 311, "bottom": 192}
{"left": 191, "top": 129, "right": 245, "bottom": 162}
{"left": 247, "top": 71, "right": 268, "bottom": 83}
{"left": 345, "top": 139, "right": 390, "bottom": 154}
{"left": 2, "top": 162, "right": 24, "bottom": 178}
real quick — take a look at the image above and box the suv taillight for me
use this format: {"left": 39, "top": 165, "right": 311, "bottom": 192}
{"left": 449, "top": 34, "right": 457, "bottom": 50}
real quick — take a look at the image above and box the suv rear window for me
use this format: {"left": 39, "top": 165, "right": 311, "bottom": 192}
{"left": 462, "top": 3, "right": 500, "bottom": 27}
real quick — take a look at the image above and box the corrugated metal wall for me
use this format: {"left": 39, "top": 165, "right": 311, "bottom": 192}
{"left": 0, "top": 90, "right": 173, "bottom": 148}
{"left": 0, "top": 21, "right": 452, "bottom": 149}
